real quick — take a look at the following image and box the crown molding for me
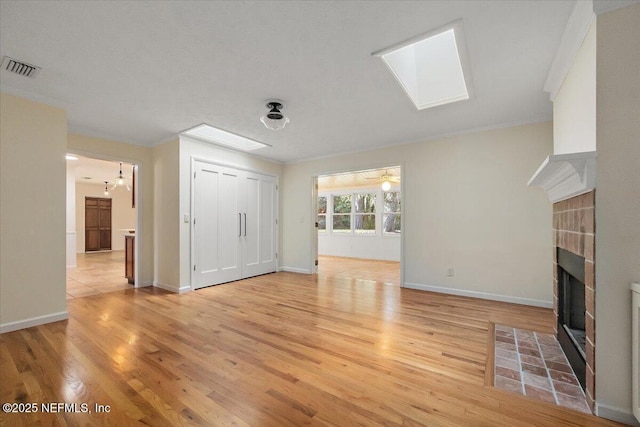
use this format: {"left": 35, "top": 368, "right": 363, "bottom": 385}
{"left": 543, "top": 1, "right": 596, "bottom": 101}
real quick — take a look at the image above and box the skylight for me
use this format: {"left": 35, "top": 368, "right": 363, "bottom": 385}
{"left": 373, "top": 21, "right": 471, "bottom": 110}
{"left": 181, "top": 124, "right": 270, "bottom": 152}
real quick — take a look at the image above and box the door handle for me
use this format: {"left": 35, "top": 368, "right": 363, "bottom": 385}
{"left": 239, "top": 213, "right": 242, "bottom": 237}
{"left": 244, "top": 213, "right": 247, "bottom": 236}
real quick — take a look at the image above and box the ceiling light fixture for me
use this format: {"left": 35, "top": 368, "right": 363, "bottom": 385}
{"left": 112, "top": 162, "right": 130, "bottom": 191}
{"left": 381, "top": 181, "right": 392, "bottom": 191}
{"left": 103, "top": 181, "right": 110, "bottom": 196}
{"left": 260, "top": 100, "right": 290, "bottom": 131}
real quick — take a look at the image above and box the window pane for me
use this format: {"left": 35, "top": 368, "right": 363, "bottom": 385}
{"left": 333, "top": 195, "right": 351, "bottom": 213}
{"left": 318, "top": 214, "right": 326, "bottom": 231}
{"left": 383, "top": 214, "right": 401, "bottom": 233}
{"left": 332, "top": 214, "right": 350, "bottom": 231}
{"left": 318, "top": 196, "right": 327, "bottom": 214}
{"left": 384, "top": 192, "right": 401, "bottom": 213}
{"left": 354, "top": 193, "right": 376, "bottom": 213}
{"left": 354, "top": 214, "right": 376, "bottom": 233}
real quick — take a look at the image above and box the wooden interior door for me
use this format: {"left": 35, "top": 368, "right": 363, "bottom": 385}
{"left": 85, "top": 197, "right": 112, "bottom": 251}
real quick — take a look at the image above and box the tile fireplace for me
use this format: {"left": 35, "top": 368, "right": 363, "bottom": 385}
{"left": 552, "top": 191, "right": 596, "bottom": 411}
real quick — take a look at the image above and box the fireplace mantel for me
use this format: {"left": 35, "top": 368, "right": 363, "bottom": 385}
{"left": 528, "top": 151, "right": 596, "bottom": 203}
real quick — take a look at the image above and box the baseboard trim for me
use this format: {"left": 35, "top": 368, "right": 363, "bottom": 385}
{"left": 596, "top": 403, "right": 640, "bottom": 426}
{"left": 153, "top": 281, "right": 191, "bottom": 294}
{"left": 0, "top": 311, "right": 69, "bottom": 334}
{"left": 279, "top": 266, "right": 312, "bottom": 274}
{"left": 403, "top": 282, "right": 553, "bottom": 308}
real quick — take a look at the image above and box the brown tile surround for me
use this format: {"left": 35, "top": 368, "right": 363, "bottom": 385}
{"left": 552, "top": 191, "right": 595, "bottom": 411}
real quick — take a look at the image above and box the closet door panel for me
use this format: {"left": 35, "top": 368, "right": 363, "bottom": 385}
{"left": 219, "top": 171, "right": 241, "bottom": 273}
{"left": 193, "top": 162, "right": 241, "bottom": 289}
{"left": 242, "top": 175, "right": 260, "bottom": 271}
{"left": 260, "top": 179, "right": 276, "bottom": 267}
{"left": 242, "top": 172, "right": 277, "bottom": 278}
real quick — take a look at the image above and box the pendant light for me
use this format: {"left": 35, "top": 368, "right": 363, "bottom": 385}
{"left": 111, "top": 162, "right": 131, "bottom": 191}
{"left": 103, "top": 181, "right": 110, "bottom": 196}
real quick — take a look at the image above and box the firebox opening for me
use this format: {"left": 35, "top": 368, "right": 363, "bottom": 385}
{"left": 557, "top": 247, "right": 586, "bottom": 390}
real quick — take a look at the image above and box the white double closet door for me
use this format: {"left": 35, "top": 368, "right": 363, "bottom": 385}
{"left": 192, "top": 160, "right": 277, "bottom": 289}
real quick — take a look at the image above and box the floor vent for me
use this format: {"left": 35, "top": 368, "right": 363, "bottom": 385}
{"left": 1, "top": 56, "right": 41, "bottom": 78}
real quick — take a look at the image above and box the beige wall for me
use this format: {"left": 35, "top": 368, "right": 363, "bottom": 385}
{"left": 283, "top": 122, "right": 553, "bottom": 305}
{"left": 0, "top": 93, "right": 68, "bottom": 331}
{"left": 67, "top": 133, "right": 154, "bottom": 286}
{"left": 75, "top": 182, "right": 137, "bottom": 252}
{"left": 595, "top": 3, "right": 640, "bottom": 418}
{"left": 152, "top": 139, "right": 181, "bottom": 290}
{"left": 553, "top": 21, "right": 597, "bottom": 154}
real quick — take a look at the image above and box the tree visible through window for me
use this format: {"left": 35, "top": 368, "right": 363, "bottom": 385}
{"left": 317, "top": 196, "right": 326, "bottom": 232}
{"left": 332, "top": 195, "right": 351, "bottom": 233}
{"left": 383, "top": 192, "right": 401, "bottom": 234}
{"left": 354, "top": 193, "right": 376, "bottom": 233}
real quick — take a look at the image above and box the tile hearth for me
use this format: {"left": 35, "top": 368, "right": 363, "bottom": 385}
{"left": 493, "top": 324, "right": 590, "bottom": 414}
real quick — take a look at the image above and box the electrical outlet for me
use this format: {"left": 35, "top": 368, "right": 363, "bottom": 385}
{"left": 447, "top": 267, "right": 454, "bottom": 277}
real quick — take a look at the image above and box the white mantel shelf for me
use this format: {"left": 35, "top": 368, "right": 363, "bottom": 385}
{"left": 527, "top": 151, "right": 597, "bottom": 203}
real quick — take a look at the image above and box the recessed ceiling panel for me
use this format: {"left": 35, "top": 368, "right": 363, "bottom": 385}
{"left": 181, "top": 124, "right": 270, "bottom": 152}
{"left": 374, "top": 21, "right": 471, "bottom": 110}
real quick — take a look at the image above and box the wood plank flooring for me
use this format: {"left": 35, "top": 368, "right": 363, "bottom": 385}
{"left": 318, "top": 255, "right": 400, "bottom": 286}
{"left": 1, "top": 272, "right": 624, "bottom": 426}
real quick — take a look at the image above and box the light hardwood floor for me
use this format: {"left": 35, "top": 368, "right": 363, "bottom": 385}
{"left": 1, "top": 270, "right": 623, "bottom": 426}
{"left": 318, "top": 255, "right": 400, "bottom": 286}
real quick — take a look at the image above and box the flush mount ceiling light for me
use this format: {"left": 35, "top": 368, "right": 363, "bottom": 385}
{"left": 372, "top": 20, "right": 473, "bottom": 110}
{"left": 260, "top": 100, "right": 290, "bottom": 131}
{"left": 112, "top": 162, "right": 130, "bottom": 191}
{"left": 181, "top": 123, "right": 270, "bottom": 151}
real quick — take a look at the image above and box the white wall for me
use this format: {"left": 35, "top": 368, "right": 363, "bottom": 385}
{"left": 75, "top": 182, "right": 137, "bottom": 252}
{"left": 283, "top": 122, "right": 553, "bottom": 306}
{"left": 595, "top": 3, "right": 640, "bottom": 421}
{"left": 553, "top": 21, "right": 597, "bottom": 154}
{"left": 318, "top": 185, "right": 401, "bottom": 261}
{"left": 0, "top": 93, "right": 68, "bottom": 332}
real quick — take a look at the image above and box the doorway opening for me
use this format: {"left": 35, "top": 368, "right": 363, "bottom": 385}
{"left": 65, "top": 154, "right": 139, "bottom": 299}
{"left": 313, "top": 166, "right": 402, "bottom": 286}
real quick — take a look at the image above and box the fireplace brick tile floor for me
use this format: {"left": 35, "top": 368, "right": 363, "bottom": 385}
{"left": 493, "top": 324, "right": 591, "bottom": 414}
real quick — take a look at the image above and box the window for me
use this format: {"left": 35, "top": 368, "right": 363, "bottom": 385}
{"left": 332, "top": 195, "right": 351, "bottom": 233}
{"left": 354, "top": 193, "right": 376, "bottom": 234}
{"left": 317, "top": 196, "right": 327, "bottom": 233}
{"left": 383, "top": 192, "right": 401, "bottom": 234}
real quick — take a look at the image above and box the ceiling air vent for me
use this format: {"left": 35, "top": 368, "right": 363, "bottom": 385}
{"left": 1, "top": 56, "right": 41, "bottom": 78}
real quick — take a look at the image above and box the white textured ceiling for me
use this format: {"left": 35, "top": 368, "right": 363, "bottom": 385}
{"left": 69, "top": 156, "right": 134, "bottom": 186}
{"left": 0, "top": 1, "right": 575, "bottom": 163}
